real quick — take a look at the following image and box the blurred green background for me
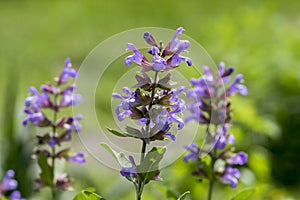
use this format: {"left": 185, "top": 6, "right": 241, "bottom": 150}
{"left": 1, "top": 0, "right": 300, "bottom": 199}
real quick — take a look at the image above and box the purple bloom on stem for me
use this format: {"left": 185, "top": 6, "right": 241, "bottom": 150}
{"left": 125, "top": 43, "right": 144, "bottom": 66}
{"left": 65, "top": 114, "right": 83, "bottom": 133}
{"left": 1, "top": 170, "right": 18, "bottom": 191}
{"left": 163, "top": 27, "right": 184, "bottom": 56}
{"left": 221, "top": 166, "right": 241, "bottom": 188}
{"left": 112, "top": 87, "right": 139, "bottom": 121}
{"left": 10, "top": 190, "right": 25, "bottom": 200}
{"left": 184, "top": 143, "right": 200, "bottom": 163}
{"left": 152, "top": 47, "right": 167, "bottom": 71}
{"left": 228, "top": 152, "right": 248, "bottom": 165}
{"left": 165, "top": 132, "right": 176, "bottom": 141}
{"left": 120, "top": 156, "right": 138, "bottom": 177}
{"left": 143, "top": 32, "right": 158, "bottom": 47}
{"left": 58, "top": 58, "right": 78, "bottom": 84}
{"left": 22, "top": 107, "right": 45, "bottom": 126}
{"left": 227, "top": 74, "right": 248, "bottom": 96}
{"left": 25, "top": 86, "right": 51, "bottom": 108}
{"left": 68, "top": 152, "right": 86, "bottom": 164}
{"left": 61, "top": 85, "right": 82, "bottom": 107}
{"left": 48, "top": 134, "right": 57, "bottom": 147}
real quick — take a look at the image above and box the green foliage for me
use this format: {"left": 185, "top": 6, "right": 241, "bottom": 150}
{"left": 100, "top": 143, "right": 131, "bottom": 169}
{"left": 106, "top": 127, "right": 127, "bottom": 137}
{"left": 177, "top": 191, "right": 191, "bottom": 200}
{"left": 73, "top": 188, "right": 105, "bottom": 200}
{"left": 230, "top": 188, "right": 256, "bottom": 200}
{"left": 37, "top": 152, "right": 54, "bottom": 187}
{"left": 138, "top": 147, "right": 166, "bottom": 184}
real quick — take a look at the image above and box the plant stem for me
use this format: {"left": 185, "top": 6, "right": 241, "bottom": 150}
{"left": 207, "top": 147, "right": 217, "bottom": 200}
{"left": 207, "top": 178, "right": 214, "bottom": 200}
{"left": 51, "top": 95, "right": 58, "bottom": 200}
{"left": 136, "top": 71, "right": 159, "bottom": 200}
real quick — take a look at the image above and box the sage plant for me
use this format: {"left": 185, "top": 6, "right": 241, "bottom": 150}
{"left": 106, "top": 27, "right": 192, "bottom": 200}
{"left": 184, "top": 62, "right": 248, "bottom": 200}
{"left": 22, "top": 59, "right": 85, "bottom": 199}
{"left": 0, "top": 169, "right": 25, "bottom": 200}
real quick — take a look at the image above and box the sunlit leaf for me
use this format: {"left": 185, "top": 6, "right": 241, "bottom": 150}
{"left": 73, "top": 188, "right": 105, "bottom": 200}
{"left": 230, "top": 188, "right": 256, "bottom": 200}
{"left": 100, "top": 143, "right": 131, "bottom": 168}
{"left": 106, "top": 127, "right": 127, "bottom": 137}
{"left": 177, "top": 191, "right": 191, "bottom": 200}
{"left": 38, "top": 152, "right": 54, "bottom": 187}
{"left": 138, "top": 147, "right": 166, "bottom": 184}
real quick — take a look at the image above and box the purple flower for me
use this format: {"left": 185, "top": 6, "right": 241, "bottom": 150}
{"left": 68, "top": 152, "right": 86, "bottom": 164}
{"left": 143, "top": 32, "right": 158, "bottom": 47}
{"left": 221, "top": 166, "right": 241, "bottom": 188}
{"left": 48, "top": 134, "right": 57, "bottom": 147}
{"left": 120, "top": 156, "right": 138, "bottom": 178}
{"left": 186, "top": 62, "right": 247, "bottom": 125}
{"left": 162, "top": 27, "right": 185, "bottom": 56}
{"left": 152, "top": 47, "right": 167, "bottom": 71}
{"left": 112, "top": 87, "right": 139, "bottom": 121}
{"left": 25, "top": 86, "right": 51, "bottom": 108}
{"left": 58, "top": 58, "right": 78, "bottom": 84}
{"left": 183, "top": 143, "right": 200, "bottom": 163}
{"left": 227, "top": 74, "right": 248, "bottom": 96}
{"left": 155, "top": 108, "right": 184, "bottom": 131}
{"left": 228, "top": 152, "right": 248, "bottom": 165}
{"left": 165, "top": 132, "right": 176, "bottom": 141}
{"left": 214, "top": 124, "right": 235, "bottom": 150}
{"left": 0, "top": 170, "right": 25, "bottom": 199}
{"left": 125, "top": 27, "right": 192, "bottom": 72}
{"left": 22, "top": 106, "right": 45, "bottom": 126}
{"left": 61, "top": 85, "right": 82, "bottom": 107}
{"left": 10, "top": 190, "right": 25, "bottom": 200}
{"left": 64, "top": 114, "right": 83, "bottom": 133}
{"left": 1, "top": 170, "right": 18, "bottom": 191}
{"left": 125, "top": 43, "right": 145, "bottom": 66}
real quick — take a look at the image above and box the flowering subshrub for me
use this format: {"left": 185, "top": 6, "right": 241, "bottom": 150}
{"left": 22, "top": 59, "right": 85, "bottom": 198}
{"left": 184, "top": 62, "right": 248, "bottom": 199}
{"left": 17, "top": 27, "right": 250, "bottom": 200}
{"left": 103, "top": 27, "right": 192, "bottom": 200}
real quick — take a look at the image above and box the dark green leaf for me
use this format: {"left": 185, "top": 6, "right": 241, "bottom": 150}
{"left": 230, "top": 188, "right": 256, "bottom": 200}
{"left": 37, "top": 152, "right": 54, "bottom": 187}
{"left": 106, "top": 127, "right": 127, "bottom": 137}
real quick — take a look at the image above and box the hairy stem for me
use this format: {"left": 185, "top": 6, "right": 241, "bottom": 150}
{"left": 208, "top": 147, "right": 217, "bottom": 200}
{"left": 51, "top": 95, "right": 58, "bottom": 200}
{"left": 136, "top": 71, "right": 159, "bottom": 200}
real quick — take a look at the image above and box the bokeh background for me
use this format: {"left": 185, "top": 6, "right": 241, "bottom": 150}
{"left": 0, "top": 0, "right": 300, "bottom": 199}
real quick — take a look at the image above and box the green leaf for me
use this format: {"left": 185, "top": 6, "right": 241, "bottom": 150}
{"left": 138, "top": 147, "right": 166, "bottom": 184}
{"left": 73, "top": 188, "right": 105, "bottom": 200}
{"left": 100, "top": 143, "right": 131, "bottom": 168}
{"left": 37, "top": 152, "right": 54, "bottom": 187}
{"left": 106, "top": 127, "right": 127, "bottom": 137}
{"left": 125, "top": 126, "right": 143, "bottom": 138}
{"left": 230, "top": 188, "right": 256, "bottom": 200}
{"left": 177, "top": 191, "right": 191, "bottom": 200}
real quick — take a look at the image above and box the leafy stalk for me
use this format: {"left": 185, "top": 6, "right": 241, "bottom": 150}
{"left": 136, "top": 71, "right": 159, "bottom": 200}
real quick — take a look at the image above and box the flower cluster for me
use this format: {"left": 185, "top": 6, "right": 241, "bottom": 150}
{"left": 23, "top": 59, "right": 85, "bottom": 192}
{"left": 184, "top": 62, "right": 248, "bottom": 189}
{"left": 107, "top": 27, "right": 192, "bottom": 200}
{"left": 125, "top": 27, "right": 192, "bottom": 72}
{"left": 0, "top": 170, "right": 25, "bottom": 200}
